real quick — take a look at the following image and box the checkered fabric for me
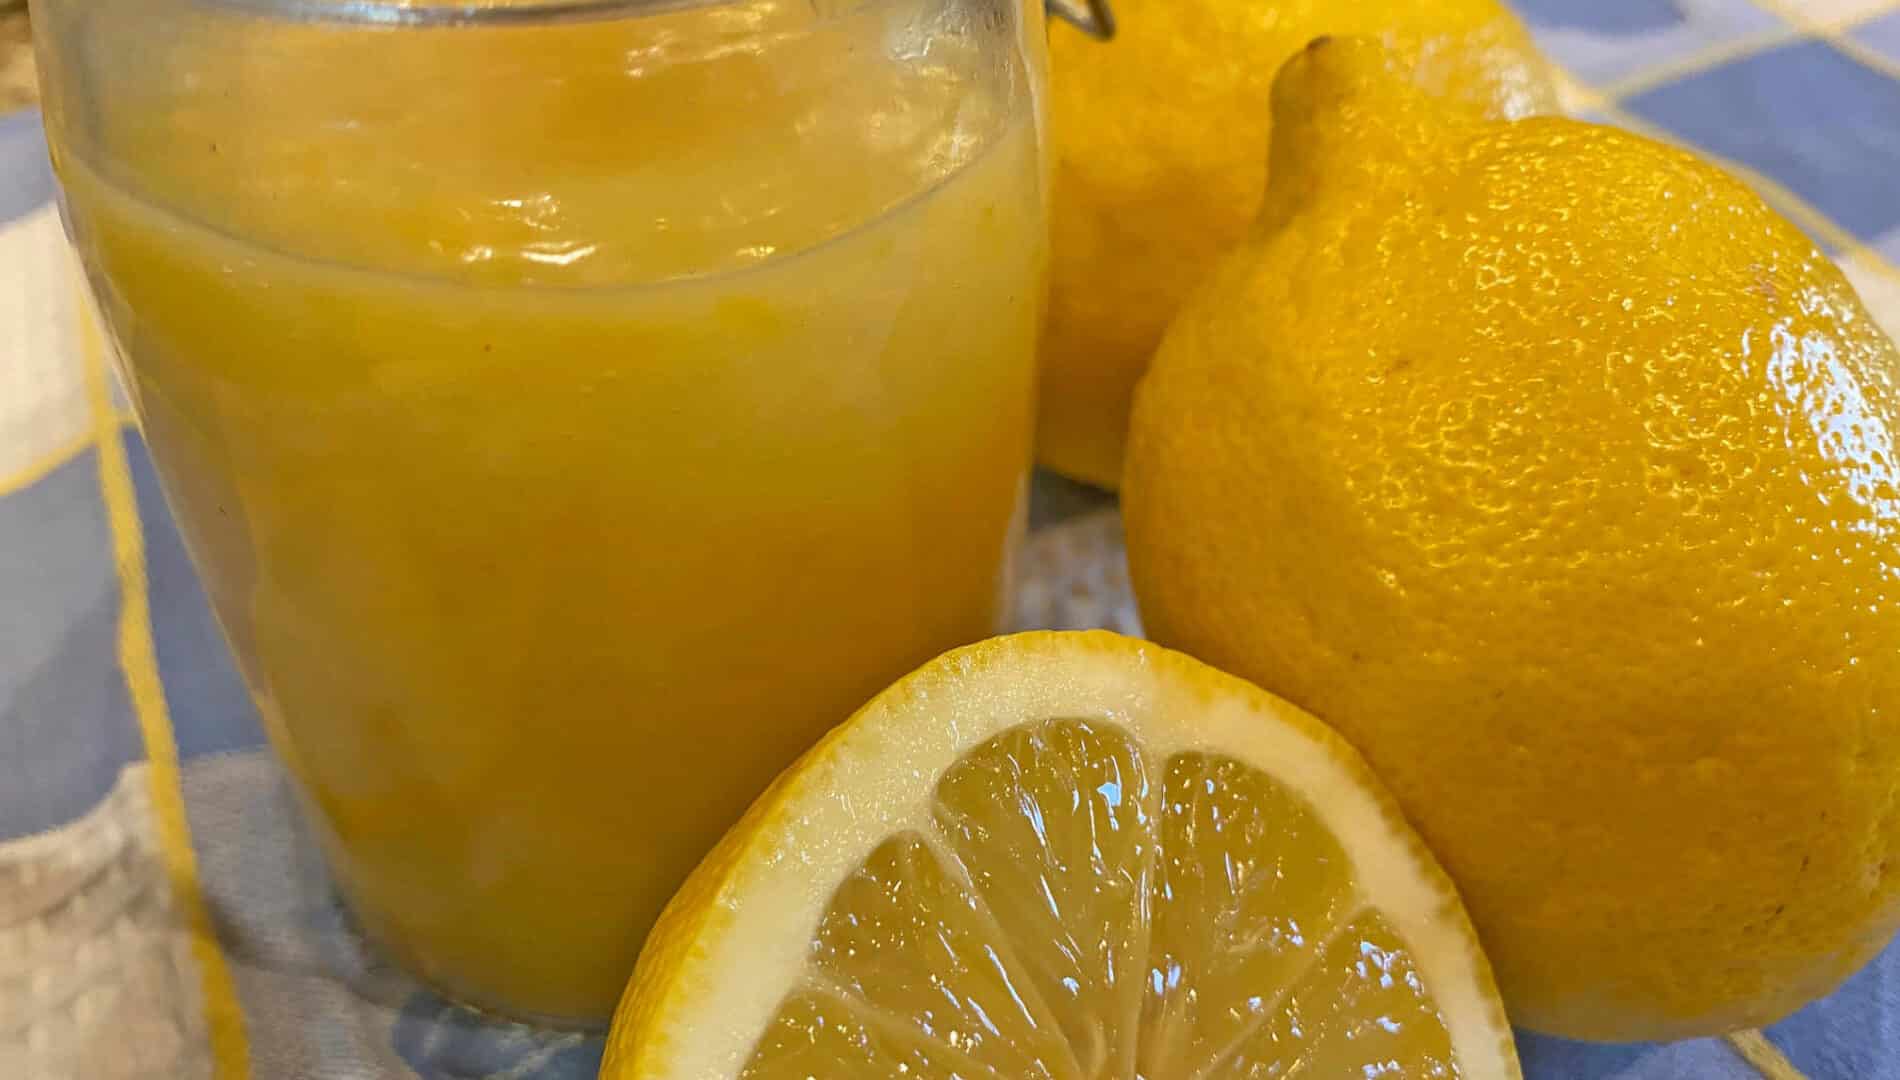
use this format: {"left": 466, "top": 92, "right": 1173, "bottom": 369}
{"left": 5, "top": 2, "right": 1900, "bottom": 1077}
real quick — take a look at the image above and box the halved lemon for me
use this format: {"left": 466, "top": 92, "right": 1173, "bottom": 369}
{"left": 603, "top": 631, "right": 1518, "bottom": 1078}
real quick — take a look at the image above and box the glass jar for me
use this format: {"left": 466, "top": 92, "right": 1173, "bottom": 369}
{"left": 36, "top": 0, "right": 1050, "bottom": 1025}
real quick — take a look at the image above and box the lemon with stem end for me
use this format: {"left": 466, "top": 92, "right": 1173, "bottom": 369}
{"left": 1126, "top": 36, "right": 1900, "bottom": 1040}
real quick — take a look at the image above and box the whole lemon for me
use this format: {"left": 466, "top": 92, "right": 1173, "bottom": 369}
{"left": 1124, "top": 37, "right": 1900, "bottom": 1042}
{"left": 1039, "top": 0, "right": 1553, "bottom": 489}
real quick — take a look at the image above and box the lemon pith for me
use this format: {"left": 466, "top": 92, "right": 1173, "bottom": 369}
{"left": 604, "top": 631, "right": 1518, "bottom": 1078}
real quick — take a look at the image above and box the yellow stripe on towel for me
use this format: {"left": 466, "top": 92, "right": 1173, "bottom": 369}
{"left": 77, "top": 285, "right": 254, "bottom": 1080}
{"left": 1727, "top": 1028, "right": 1811, "bottom": 1080}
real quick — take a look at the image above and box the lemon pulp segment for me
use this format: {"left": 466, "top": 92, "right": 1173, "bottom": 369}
{"left": 741, "top": 717, "right": 1462, "bottom": 1077}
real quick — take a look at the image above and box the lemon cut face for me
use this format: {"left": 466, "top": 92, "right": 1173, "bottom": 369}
{"left": 605, "top": 632, "right": 1518, "bottom": 1079}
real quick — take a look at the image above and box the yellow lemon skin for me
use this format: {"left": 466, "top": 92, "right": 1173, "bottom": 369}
{"left": 1038, "top": 0, "right": 1553, "bottom": 489}
{"left": 1124, "top": 37, "right": 1900, "bottom": 1042}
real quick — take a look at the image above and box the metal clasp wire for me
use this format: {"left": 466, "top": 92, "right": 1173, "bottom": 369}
{"left": 1047, "top": 0, "right": 1114, "bottom": 40}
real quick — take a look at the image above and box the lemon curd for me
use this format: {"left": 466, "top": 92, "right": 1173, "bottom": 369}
{"left": 51, "top": 0, "right": 1046, "bottom": 1022}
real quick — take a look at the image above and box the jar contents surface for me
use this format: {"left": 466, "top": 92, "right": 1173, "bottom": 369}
{"left": 55, "top": 0, "right": 1044, "bottom": 1023}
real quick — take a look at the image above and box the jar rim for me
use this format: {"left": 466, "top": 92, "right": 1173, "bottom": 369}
{"left": 211, "top": 0, "right": 1112, "bottom": 35}
{"left": 208, "top": 0, "right": 768, "bottom": 28}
